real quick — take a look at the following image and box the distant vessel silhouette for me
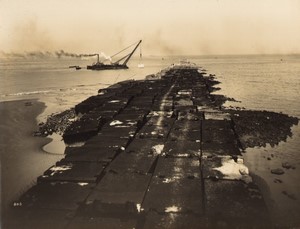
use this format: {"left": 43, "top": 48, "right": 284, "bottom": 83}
{"left": 87, "top": 40, "right": 142, "bottom": 70}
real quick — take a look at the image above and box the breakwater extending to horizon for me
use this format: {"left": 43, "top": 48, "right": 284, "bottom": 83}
{"left": 1, "top": 56, "right": 300, "bottom": 228}
{"left": 4, "top": 63, "right": 298, "bottom": 228}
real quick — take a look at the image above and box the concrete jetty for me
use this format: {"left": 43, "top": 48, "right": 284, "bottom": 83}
{"left": 13, "top": 64, "right": 271, "bottom": 228}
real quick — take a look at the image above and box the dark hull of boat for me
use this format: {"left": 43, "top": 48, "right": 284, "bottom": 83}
{"left": 87, "top": 64, "right": 128, "bottom": 70}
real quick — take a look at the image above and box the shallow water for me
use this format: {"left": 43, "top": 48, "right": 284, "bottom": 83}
{"left": 193, "top": 55, "right": 300, "bottom": 226}
{"left": 0, "top": 57, "right": 173, "bottom": 120}
{"left": 1, "top": 54, "right": 300, "bottom": 226}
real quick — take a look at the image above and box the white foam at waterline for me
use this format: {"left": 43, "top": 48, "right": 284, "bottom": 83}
{"left": 67, "top": 142, "right": 85, "bottom": 147}
{"left": 191, "top": 160, "right": 200, "bottom": 167}
{"left": 49, "top": 165, "right": 72, "bottom": 176}
{"left": 149, "top": 111, "right": 173, "bottom": 117}
{"left": 110, "top": 120, "right": 123, "bottom": 126}
{"left": 108, "top": 100, "right": 120, "bottom": 103}
{"left": 113, "top": 125, "right": 131, "bottom": 128}
{"left": 162, "top": 175, "right": 181, "bottom": 183}
{"left": 162, "top": 178, "right": 174, "bottom": 183}
{"left": 174, "top": 167, "right": 182, "bottom": 173}
{"left": 126, "top": 121, "right": 136, "bottom": 125}
{"left": 177, "top": 90, "right": 192, "bottom": 95}
{"left": 151, "top": 144, "right": 164, "bottom": 155}
{"left": 78, "top": 182, "right": 89, "bottom": 186}
{"left": 136, "top": 203, "right": 143, "bottom": 212}
{"left": 50, "top": 165, "right": 72, "bottom": 171}
{"left": 213, "top": 158, "right": 250, "bottom": 180}
{"left": 177, "top": 153, "right": 189, "bottom": 157}
{"left": 6, "top": 90, "right": 52, "bottom": 96}
{"left": 165, "top": 205, "right": 180, "bottom": 213}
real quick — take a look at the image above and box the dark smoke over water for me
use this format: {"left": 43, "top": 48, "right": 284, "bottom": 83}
{"left": 55, "top": 50, "right": 97, "bottom": 58}
{"left": 0, "top": 50, "right": 53, "bottom": 59}
{"left": 0, "top": 50, "right": 99, "bottom": 59}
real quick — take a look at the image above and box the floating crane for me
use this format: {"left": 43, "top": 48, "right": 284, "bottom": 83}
{"left": 87, "top": 40, "right": 142, "bottom": 70}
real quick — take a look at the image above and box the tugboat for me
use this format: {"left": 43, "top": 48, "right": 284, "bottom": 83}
{"left": 87, "top": 40, "right": 142, "bottom": 70}
{"left": 69, "top": 65, "right": 82, "bottom": 70}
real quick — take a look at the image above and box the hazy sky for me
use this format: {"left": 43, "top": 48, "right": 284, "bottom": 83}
{"left": 1, "top": 0, "right": 300, "bottom": 55}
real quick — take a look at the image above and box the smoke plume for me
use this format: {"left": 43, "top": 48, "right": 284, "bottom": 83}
{"left": 0, "top": 50, "right": 113, "bottom": 61}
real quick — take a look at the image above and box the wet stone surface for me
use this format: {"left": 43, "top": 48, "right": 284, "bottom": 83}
{"left": 18, "top": 65, "right": 299, "bottom": 228}
{"left": 204, "top": 180, "right": 270, "bottom": 227}
{"left": 38, "top": 161, "right": 106, "bottom": 183}
{"left": 18, "top": 182, "right": 94, "bottom": 210}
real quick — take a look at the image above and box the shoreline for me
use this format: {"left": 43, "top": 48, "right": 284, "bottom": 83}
{"left": 0, "top": 99, "right": 63, "bottom": 228}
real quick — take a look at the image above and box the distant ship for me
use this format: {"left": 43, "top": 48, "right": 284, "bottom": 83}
{"left": 69, "top": 65, "right": 82, "bottom": 70}
{"left": 87, "top": 40, "right": 142, "bottom": 70}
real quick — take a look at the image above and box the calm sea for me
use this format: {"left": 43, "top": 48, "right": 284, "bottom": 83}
{"left": 1, "top": 55, "right": 300, "bottom": 226}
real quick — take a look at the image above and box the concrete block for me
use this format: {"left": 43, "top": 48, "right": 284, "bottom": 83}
{"left": 172, "top": 120, "right": 201, "bottom": 131}
{"left": 125, "top": 138, "right": 165, "bottom": 154}
{"left": 18, "top": 182, "right": 94, "bottom": 210}
{"left": 177, "top": 111, "right": 204, "bottom": 121}
{"left": 64, "top": 145, "right": 117, "bottom": 163}
{"left": 142, "top": 212, "right": 206, "bottom": 229}
{"left": 202, "top": 142, "right": 241, "bottom": 156}
{"left": 169, "top": 128, "right": 201, "bottom": 141}
{"left": 11, "top": 208, "right": 73, "bottom": 229}
{"left": 38, "top": 161, "right": 105, "bottom": 183}
{"left": 153, "top": 157, "right": 201, "bottom": 179}
{"left": 85, "top": 135, "right": 130, "bottom": 150}
{"left": 204, "top": 180, "right": 270, "bottom": 227}
{"left": 75, "top": 95, "right": 110, "bottom": 114}
{"left": 163, "top": 140, "right": 200, "bottom": 158}
{"left": 145, "top": 116, "right": 175, "bottom": 128}
{"left": 142, "top": 176, "right": 204, "bottom": 214}
{"left": 66, "top": 216, "right": 137, "bottom": 229}
{"left": 87, "top": 172, "right": 152, "bottom": 205}
{"left": 63, "top": 117, "right": 105, "bottom": 143}
{"left": 106, "top": 151, "right": 157, "bottom": 174}
{"left": 138, "top": 125, "right": 172, "bottom": 139}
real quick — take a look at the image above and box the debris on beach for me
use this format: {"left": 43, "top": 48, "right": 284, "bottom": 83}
{"left": 271, "top": 168, "right": 285, "bottom": 175}
{"left": 24, "top": 101, "right": 33, "bottom": 106}
{"left": 282, "top": 191, "right": 297, "bottom": 200}
{"left": 274, "top": 178, "right": 283, "bottom": 183}
{"left": 282, "top": 162, "right": 295, "bottom": 170}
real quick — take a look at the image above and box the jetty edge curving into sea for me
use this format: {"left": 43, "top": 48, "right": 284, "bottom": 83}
{"left": 10, "top": 62, "right": 298, "bottom": 228}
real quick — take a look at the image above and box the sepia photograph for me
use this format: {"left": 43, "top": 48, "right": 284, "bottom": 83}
{"left": 1, "top": 0, "right": 300, "bottom": 228}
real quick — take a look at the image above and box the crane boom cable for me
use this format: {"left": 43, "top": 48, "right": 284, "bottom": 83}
{"left": 123, "top": 40, "right": 142, "bottom": 66}
{"left": 110, "top": 41, "right": 140, "bottom": 58}
{"left": 113, "top": 53, "right": 131, "bottom": 64}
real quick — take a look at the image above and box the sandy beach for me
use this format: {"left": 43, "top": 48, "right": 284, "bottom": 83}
{"left": 0, "top": 99, "right": 63, "bottom": 227}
